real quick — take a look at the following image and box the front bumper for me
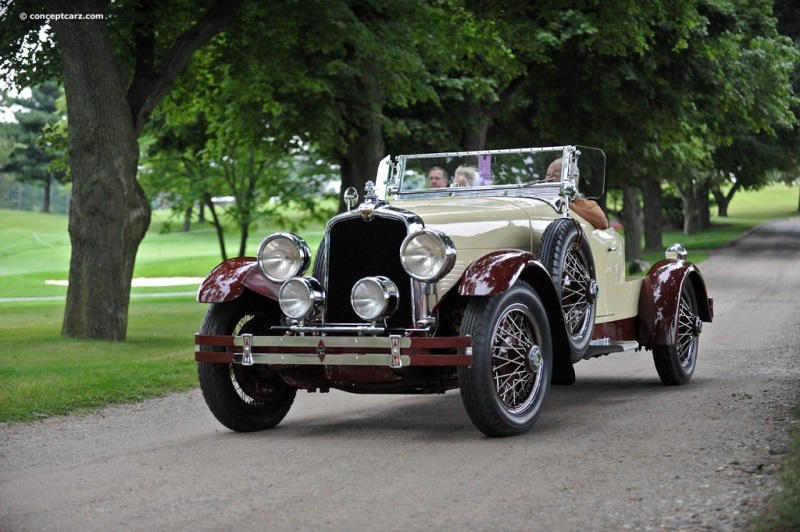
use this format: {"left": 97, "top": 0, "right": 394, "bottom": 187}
{"left": 195, "top": 333, "right": 473, "bottom": 369}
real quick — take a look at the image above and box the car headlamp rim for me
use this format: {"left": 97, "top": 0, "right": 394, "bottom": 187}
{"left": 399, "top": 229, "right": 457, "bottom": 282}
{"left": 350, "top": 276, "right": 399, "bottom": 322}
{"left": 279, "top": 277, "right": 324, "bottom": 320}
{"left": 257, "top": 232, "right": 311, "bottom": 283}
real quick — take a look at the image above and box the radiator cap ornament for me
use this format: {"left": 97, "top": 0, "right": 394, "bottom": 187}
{"left": 358, "top": 181, "right": 386, "bottom": 221}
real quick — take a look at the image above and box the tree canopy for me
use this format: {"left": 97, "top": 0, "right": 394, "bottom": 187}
{"left": 0, "top": 0, "right": 796, "bottom": 340}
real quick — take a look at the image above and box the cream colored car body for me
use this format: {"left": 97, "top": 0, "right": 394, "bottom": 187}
{"left": 391, "top": 195, "right": 641, "bottom": 323}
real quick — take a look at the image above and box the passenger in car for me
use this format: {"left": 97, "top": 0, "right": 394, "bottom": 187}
{"left": 452, "top": 165, "right": 478, "bottom": 187}
{"left": 427, "top": 166, "right": 449, "bottom": 188}
{"left": 546, "top": 158, "right": 610, "bottom": 230}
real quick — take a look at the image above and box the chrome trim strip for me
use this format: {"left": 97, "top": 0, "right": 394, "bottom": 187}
{"left": 232, "top": 352, "right": 412, "bottom": 366}
{"left": 289, "top": 324, "right": 433, "bottom": 334}
{"left": 233, "top": 335, "right": 413, "bottom": 349}
{"left": 397, "top": 146, "right": 572, "bottom": 159}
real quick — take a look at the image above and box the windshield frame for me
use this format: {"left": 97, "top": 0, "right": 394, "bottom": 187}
{"left": 386, "top": 145, "right": 606, "bottom": 201}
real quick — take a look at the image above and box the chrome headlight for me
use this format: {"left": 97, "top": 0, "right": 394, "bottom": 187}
{"left": 257, "top": 233, "right": 311, "bottom": 283}
{"left": 665, "top": 243, "right": 688, "bottom": 260}
{"left": 279, "top": 277, "right": 324, "bottom": 320}
{"left": 400, "top": 229, "right": 456, "bottom": 282}
{"left": 350, "top": 276, "right": 399, "bottom": 322}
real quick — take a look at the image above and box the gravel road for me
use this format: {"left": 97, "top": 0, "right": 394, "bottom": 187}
{"left": 1, "top": 217, "right": 799, "bottom": 531}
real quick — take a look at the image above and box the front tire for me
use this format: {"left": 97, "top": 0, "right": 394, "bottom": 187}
{"left": 653, "top": 281, "right": 700, "bottom": 385}
{"left": 197, "top": 295, "right": 296, "bottom": 432}
{"left": 458, "top": 281, "right": 553, "bottom": 437}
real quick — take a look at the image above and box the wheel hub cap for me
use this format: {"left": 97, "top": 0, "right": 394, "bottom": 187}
{"left": 527, "top": 345, "right": 542, "bottom": 372}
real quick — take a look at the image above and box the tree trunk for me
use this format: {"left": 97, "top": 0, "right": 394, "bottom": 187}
{"left": 46, "top": 0, "right": 241, "bottom": 340}
{"left": 642, "top": 178, "right": 663, "bottom": 251}
{"left": 43, "top": 173, "right": 52, "bottom": 213}
{"left": 620, "top": 186, "right": 643, "bottom": 264}
{"left": 182, "top": 205, "right": 192, "bottom": 232}
{"left": 680, "top": 185, "right": 699, "bottom": 235}
{"left": 711, "top": 180, "right": 740, "bottom": 217}
{"left": 203, "top": 192, "right": 228, "bottom": 262}
{"left": 337, "top": 121, "right": 385, "bottom": 214}
{"left": 460, "top": 106, "right": 490, "bottom": 151}
{"left": 236, "top": 162, "right": 259, "bottom": 258}
{"left": 53, "top": 13, "right": 150, "bottom": 341}
{"left": 697, "top": 181, "right": 711, "bottom": 231}
{"left": 712, "top": 189, "right": 729, "bottom": 217}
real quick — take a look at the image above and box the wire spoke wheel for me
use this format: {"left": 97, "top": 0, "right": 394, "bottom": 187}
{"left": 491, "top": 304, "right": 544, "bottom": 412}
{"left": 675, "top": 295, "right": 699, "bottom": 370}
{"left": 458, "top": 281, "right": 553, "bottom": 437}
{"left": 197, "top": 295, "right": 297, "bottom": 432}
{"left": 561, "top": 246, "right": 594, "bottom": 338}
{"left": 653, "top": 281, "right": 700, "bottom": 385}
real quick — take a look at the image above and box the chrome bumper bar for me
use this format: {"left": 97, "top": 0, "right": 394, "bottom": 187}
{"left": 195, "top": 333, "right": 473, "bottom": 368}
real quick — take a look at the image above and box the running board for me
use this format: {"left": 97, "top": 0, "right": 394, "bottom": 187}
{"left": 584, "top": 339, "right": 639, "bottom": 359}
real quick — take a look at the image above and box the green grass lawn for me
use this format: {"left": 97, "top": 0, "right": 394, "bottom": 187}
{"left": 0, "top": 297, "right": 206, "bottom": 421}
{"left": 641, "top": 183, "right": 799, "bottom": 266}
{"left": 0, "top": 208, "right": 328, "bottom": 298}
{"left": 0, "top": 207, "right": 328, "bottom": 422}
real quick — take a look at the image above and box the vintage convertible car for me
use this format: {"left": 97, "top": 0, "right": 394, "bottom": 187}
{"left": 194, "top": 145, "right": 713, "bottom": 437}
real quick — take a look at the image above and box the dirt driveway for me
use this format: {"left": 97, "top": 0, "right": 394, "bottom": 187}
{"left": 1, "top": 217, "right": 799, "bottom": 531}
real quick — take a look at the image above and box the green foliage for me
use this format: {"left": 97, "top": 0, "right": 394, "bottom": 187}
{"left": 2, "top": 0, "right": 797, "bottom": 340}
{"left": 0, "top": 81, "right": 66, "bottom": 212}
{"left": 0, "top": 1, "right": 61, "bottom": 87}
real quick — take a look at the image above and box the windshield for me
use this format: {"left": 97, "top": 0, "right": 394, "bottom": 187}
{"left": 390, "top": 146, "right": 606, "bottom": 200}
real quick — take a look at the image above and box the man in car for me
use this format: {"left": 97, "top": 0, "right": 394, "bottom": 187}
{"left": 427, "top": 166, "right": 449, "bottom": 188}
{"left": 546, "top": 158, "right": 609, "bottom": 230}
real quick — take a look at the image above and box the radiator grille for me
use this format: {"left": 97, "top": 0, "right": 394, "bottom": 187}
{"left": 325, "top": 216, "right": 412, "bottom": 328}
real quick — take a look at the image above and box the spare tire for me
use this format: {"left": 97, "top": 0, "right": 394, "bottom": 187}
{"left": 537, "top": 218, "right": 597, "bottom": 357}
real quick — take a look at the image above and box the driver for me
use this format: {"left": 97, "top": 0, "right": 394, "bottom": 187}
{"left": 547, "top": 158, "right": 609, "bottom": 230}
{"left": 427, "top": 166, "right": 449, "bottom": 188}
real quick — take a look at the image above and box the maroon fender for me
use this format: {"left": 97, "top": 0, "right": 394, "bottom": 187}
{"left": 638, "top": 259, "right": 713, "bottom": 346}
{"left": 458, "top": 250, "right": 546, "bottom": 296}
{"left": 197, "top": 257, "right": 281, "bottom": 303}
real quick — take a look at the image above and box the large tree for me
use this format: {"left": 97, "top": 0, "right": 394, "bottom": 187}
{"left": 193, "top": 0, "right": 466, "bottom": 213}
{"left": 1, "top": 0, "right": 242, "bottom": 340}
{"left": 486, "top": 0, "right": 796, "bottom": 247}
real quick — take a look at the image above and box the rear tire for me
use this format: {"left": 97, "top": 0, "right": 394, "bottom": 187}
{"left": 197, "top": 296, "right": 296, "bottom": 432}
{"left": 653, "top": 281, "right": 700, "bottom": 385}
